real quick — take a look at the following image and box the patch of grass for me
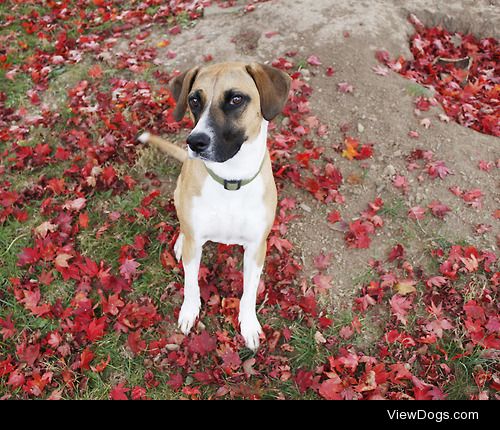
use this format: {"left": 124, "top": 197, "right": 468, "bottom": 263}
{"left": 351, "top": 266, "right": 376, "bottom": 287}
{"left": 44, "top": 61, "right": 96, "bottom": 110}
{"left": 130, "top": 145, "right": 181, "bottom": 180}
{"left": 174, "top": 10, "right": 197, "bottom": 29}
{"left": 406, "top": 82, "right": 434, "bottom": 98}
{"left": 0, "top": 208, "right": 43, "bottom": 279}
{"left": 296, "top": 58, "right": 308, "bottom": 70}
{"left": 442, "top": 344, "right": 497, "bottom": 400}
{"left": 0, "top": 70, "right": 32, "bottom": 109}
{"left": 326, "top": 307, "right": 387, "bottom": 356}
{"left": 379, "top": 197, "right": 406, "bottom": 219}
{"left": 72, "top": 330, "right": 177, "bottom": 400}
{"left": 288, "top": 322, "right": 329, "bottom": 369}
{"left": 132, "top": 258, "right": 182, "bottom": 305}
{"left": 262, "top": 379, "right": 314, "bottom": 400}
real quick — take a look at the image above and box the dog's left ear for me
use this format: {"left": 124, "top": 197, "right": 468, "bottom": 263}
{"left": 245, "top": 63, "right": 291, "bottom": 121}
{"left": 171, "top": 67, "right": 200, "bottom": 122}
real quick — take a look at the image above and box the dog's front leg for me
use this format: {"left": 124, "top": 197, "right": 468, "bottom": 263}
{"left": 239, "top": 240, "right": 267, "bottom": 351}
{"left": 178, "top": 235, "right": 203, "bottom": 335}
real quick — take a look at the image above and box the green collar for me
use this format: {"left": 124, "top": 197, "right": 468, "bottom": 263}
{"left": 204, "top": 155, "right": 266, "bottom": 191}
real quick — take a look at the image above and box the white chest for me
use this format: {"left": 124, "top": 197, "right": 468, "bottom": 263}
{"left": 191, "top": 175, "right": 268, "bottom": 246}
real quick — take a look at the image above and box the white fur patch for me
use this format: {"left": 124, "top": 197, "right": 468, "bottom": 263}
{"left": 204, "top": 120, "right": 268, "bottom": 180}
{"left": 137, "top": 132, "right": 150, "bottom": 143}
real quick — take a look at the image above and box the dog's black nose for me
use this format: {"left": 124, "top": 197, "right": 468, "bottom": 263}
{"left": 187, "top": 133, "right": 210, "bottom": 153}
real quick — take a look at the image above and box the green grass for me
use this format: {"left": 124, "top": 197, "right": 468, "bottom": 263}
{"left": 406, "top": 82, "right": 434, "bottom": 98}
{"left": 289, "top": 322, "right": 330, "bottom": 369}
{"left": 0, "top": 208, "right": 42, "bottom": 279}
{"left": 379, "top": 197, "right": 406, "bottom": 219}
{"left": 71, "top": 330, "right": 181, "bottom": 400}
{"left": 351, "top": 266, "right": 376, "bottom": 287}
{"left": 441, "top": 343, "right": 498, "bottom": 400}
{"left": 0, "top": 70, "right": 32, "bottom": 109}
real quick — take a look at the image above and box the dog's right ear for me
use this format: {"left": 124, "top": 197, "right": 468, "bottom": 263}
{"left": 171, "top": 67, "right": 199, "bottom": 122}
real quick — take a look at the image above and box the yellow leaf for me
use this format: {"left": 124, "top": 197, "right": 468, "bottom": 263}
{"left": 341, "top": 137, "right": 359, "bottom": 160}
{"left": 394, "top": 279, "right": 416, "bottom": 295}
{"left": 156, "top": 40, "right": 170, "bottom": 48}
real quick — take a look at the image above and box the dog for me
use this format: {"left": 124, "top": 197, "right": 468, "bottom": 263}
{"left": 139, "top": 62, "right": 291, "bottom": 350}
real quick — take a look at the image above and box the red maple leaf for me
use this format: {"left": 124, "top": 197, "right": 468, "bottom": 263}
{"left": 387, "top": 244, "right": 405, "bottom": 262}
{"left": 306, "top": 55, "right": 322, "bottom": 66}
{"left": 345, "top": 220, "right": 374, "bottom": 249}
{"left": 390, "top": 294, "right": 413, "bottom": 325}
{"left": 110, "top": 382, "right": 129, "bottom": 400}
{"left": 312, "top": 274, "right": 333, "bottom": 292}
{"left": 0, "top": 314, "right": 15, "bottom": 340}
{"left": 100, "top": 292, "right": 124, "bottom": 316}
{"left": 80, "top": 348, "right": 95, "bottom": 370}
{"left": 91, "top": 355, "right": 110, "bottom": 373}
{"left": 268, "top": 235, "right": 293, "bottom": 254}
{"left": 63, "top": 197, "right": 86, "bottom": 212}
{"left": 188, "top": 331, "right": 216, "bottom": 356}
{"left": 7, "top": 371, "right": 25, "bottom": 389}
{"left": 294, "top": 369, "right": 315, "bottom": 394}
{"left": 337, "top": 82, "right": 353, "bottom": 93}
{"left": 88, "top": 64, "right": 102, "bottom": 79}
{"left": 428, "top": 200, "right": 451, "bottom": 218}
{"left": 318, "top": 374, "right": 343, "bottom": 400}
{"left": 313, "top": 252, "right": 332, "bottom": 271}
{"left": 408, "top": 206, "right": 426, "bottom": 220}
{"left": 86, "top": 316, "right": 106, "bottom": 342}
{"left": 427, "top": 160, "right": 452, "bottom": 179}
{"left": 119, "top": 258, "right": 140, "bottom": 280}
{"left": 17, "top": 343, "right": 40, "bottom": 367}
{"left": 17, "top": 247, "right": 39, "bottom": 266}
{"left": 327, "top": 210, "right": 341, "bottom": 223}
{"left": 127, "top": 330, "right": 146, "bottom": 355}
{"left": 167, "top": 373, "right": 184, "bottom": 391}
{"left": 462, "top": 188, "right": 484, "bottom": 208}
{"left": 426, "top": 276, "right": 447, "bottom": 288}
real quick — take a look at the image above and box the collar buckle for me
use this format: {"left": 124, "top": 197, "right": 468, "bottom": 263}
{"left": 223, "top": 179, "right": 242, "bottom": 191}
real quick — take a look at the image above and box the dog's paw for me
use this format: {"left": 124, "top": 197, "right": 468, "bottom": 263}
{"left": 239, "top": 313, "right": 262, "bottom": 351}
{"left": 178, "top": 299, "right": 200, "bottom": 335}
{"left": 174, "top": 233, "right": 184, "bottom": 262}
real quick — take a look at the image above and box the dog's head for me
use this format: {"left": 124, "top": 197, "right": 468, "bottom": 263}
{"left": 171, "top": 62, "right": 291, "bottom": 162}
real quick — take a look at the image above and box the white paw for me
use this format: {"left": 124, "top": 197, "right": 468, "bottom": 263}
{"left": 174, "top": 233, "right": 184, "bottom": 262}
{"left": 239, "top": 313, "right": 262, "bottom": 351}
{"left": 178, "top": 299, "right": 200, "bottom": 335}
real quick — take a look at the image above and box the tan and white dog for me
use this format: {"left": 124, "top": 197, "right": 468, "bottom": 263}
{"left": 139, "top": 62, "right": 291, "bottom": 350}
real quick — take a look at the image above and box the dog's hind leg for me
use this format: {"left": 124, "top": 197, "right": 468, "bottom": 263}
{"left": 178, "top": 236, "right": 202, "bottom": 335}
{"left": 239, "top": 240, "right": 267, "bottom": 351}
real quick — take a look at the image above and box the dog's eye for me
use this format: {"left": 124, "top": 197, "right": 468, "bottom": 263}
{"left": 229, "top": 95, "right": 243, "bottom": 106}
{"left": 189, "top": 97, "right": 201, "bottom": 109}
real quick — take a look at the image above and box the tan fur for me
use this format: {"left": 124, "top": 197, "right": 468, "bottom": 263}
{"left": 144, "top": 134, "right": 187, "bottom": 162}
{"left": 173, "top": 157, "right": 207, "bottom": 263}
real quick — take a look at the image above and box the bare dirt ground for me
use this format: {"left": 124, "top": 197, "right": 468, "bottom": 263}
{"left": 132, "top": 0, "right": 499, "bottom": 308}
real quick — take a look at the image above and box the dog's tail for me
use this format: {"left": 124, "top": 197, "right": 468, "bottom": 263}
{"left": 138, "top": 132, "right": 188, "bottom": 163}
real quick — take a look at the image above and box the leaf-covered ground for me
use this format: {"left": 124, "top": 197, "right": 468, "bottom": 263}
{"left": 0, "top": 0, "right": 498, "bottom": 400}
